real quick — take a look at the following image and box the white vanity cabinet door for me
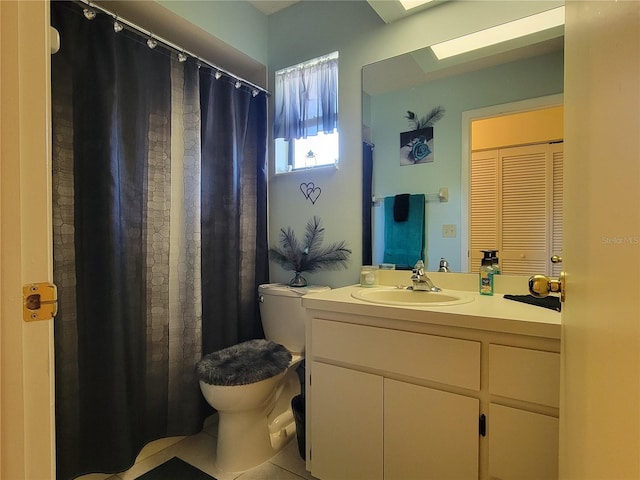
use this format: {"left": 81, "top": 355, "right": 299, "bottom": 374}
{"left": 384, "top": 379, "right": 480, "bottom": 480}
{"left": 488, "top": 403, "right": 559, "bottom": 480}
{"left": 310, "top": 361, "right": 383, "bottom": 480}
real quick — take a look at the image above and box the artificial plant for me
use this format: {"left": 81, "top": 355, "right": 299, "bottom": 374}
{"left": 269, "top": 216, "right": 351, "bottom": 287}
{"left": 405, "top": 106, "right": 445, "bottom": 130}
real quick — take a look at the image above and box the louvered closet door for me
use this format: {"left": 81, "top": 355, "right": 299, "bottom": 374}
{"left": 470, "top": 150, "right": 498, "bottom": 273}
{"left": 499, "top": 145, "right": 549, "bottom": 274}
{"left": 470, "top": 143, "right": 563, "bottom": 275}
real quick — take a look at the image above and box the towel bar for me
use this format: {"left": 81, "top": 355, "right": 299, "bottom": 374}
{"left": 372, "top": 187, "right": 448, "bottom": 205}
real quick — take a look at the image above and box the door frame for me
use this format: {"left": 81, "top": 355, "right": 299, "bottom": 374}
{"left": 460, "top": 93, "right": 564, "bottom": 272}
{"left": 0, "top": 1, "right": 56, "bottom": 478}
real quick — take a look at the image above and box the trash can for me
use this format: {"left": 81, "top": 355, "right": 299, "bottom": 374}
{"left": 296, "top": 360, "right": 305, "bottom": 397}
{"left": 291, "top": 394, "right": 305, "bottom": 460}
{"left": 292, "top": 361, "right": 306, "bottom": 459}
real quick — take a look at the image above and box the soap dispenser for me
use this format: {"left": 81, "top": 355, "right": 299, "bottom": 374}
{"left": 479, "top": 250, "right": 494, "bottom": 296}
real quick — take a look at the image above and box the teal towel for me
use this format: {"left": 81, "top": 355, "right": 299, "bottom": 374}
{"left": 383, "top": 194, "right": 425, "bottom": 268}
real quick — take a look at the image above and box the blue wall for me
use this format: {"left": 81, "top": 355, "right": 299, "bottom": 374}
{"left": 159, "top": 0, "right": 269, "bottom": 65}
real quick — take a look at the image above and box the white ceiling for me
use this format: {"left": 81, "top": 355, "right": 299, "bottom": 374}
{"left": 248, "top": 0, "right": 444, "bottom": 22}
{"left": 362, "top": 35, "right": 564, "bottom": 96}
{"left": 248, "top": 1, "right": 300, "bottom": 16}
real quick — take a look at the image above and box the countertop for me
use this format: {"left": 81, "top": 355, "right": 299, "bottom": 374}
{"left": 302, "top": 284, "right": 561, "bottom": 339}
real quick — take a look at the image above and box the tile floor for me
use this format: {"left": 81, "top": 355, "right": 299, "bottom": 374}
{"left": 77, "top": 414, "right": 317, "bottom": 480}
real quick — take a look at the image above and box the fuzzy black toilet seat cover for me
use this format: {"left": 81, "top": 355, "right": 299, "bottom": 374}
{"left": 197, "top": 339, "right": 292, "bottom": 386}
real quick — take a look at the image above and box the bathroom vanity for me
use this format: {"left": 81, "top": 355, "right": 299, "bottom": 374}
{"left": 302, "top": 273, "right": 561, "bottom": 480}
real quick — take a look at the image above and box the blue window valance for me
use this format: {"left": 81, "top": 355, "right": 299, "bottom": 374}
{"left": 273, "top": 54, "right": 338, "bottom": 141}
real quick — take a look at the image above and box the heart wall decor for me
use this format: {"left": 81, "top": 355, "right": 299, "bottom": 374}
{"left": 300, "top": 182, "right": 322, "bottom": 205}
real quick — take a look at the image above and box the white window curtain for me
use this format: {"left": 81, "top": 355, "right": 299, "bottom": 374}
{"left": 273, "top": 54, "right": 338, "bottom": 141}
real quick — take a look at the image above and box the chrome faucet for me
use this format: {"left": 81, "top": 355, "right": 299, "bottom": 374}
{"left": 438, "top": 257, "right": 451, "bottom": 273}
{"left": 410, "top": 260, "right": 442, "bottom": 292}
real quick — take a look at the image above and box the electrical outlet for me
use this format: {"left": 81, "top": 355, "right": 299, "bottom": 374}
{"left": 443, "top": 224, "right": 457, "bottom": 238}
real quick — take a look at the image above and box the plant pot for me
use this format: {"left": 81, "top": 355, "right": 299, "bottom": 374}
{"left": 289, "top": 272, "right": 307, "bottom": 287}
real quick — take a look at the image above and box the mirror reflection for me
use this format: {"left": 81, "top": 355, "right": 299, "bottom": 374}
{"left": 363, "top": 34, "right": 564, "bottom": 273}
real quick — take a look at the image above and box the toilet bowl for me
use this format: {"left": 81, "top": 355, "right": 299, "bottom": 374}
{"left": 198, "top": 343, "right": 302, "bottom": 472}
{"left": 196, "top": 283, "right": 329, "bottom": 473}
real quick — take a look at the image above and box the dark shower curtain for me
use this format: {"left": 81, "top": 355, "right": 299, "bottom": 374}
{"left": 200, "top": 70, "right": 269, "bottom": 355}
{"left": 362, "top": 142, "right": 374, "bottom": 265}
{"left": 51, "top": 2, "right": 268, "bottom": 478}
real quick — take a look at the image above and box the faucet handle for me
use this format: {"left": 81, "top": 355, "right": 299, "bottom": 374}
{"left": 413, "top": 261, "right": 424, "bottom": 277}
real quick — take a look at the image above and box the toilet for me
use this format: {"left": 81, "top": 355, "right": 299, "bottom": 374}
{"left": 196, "top": 283, "right": 329, "bottom": 473}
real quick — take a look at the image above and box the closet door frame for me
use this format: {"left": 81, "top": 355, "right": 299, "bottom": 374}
{"left": 461, "top": 94, "right": 564, "bottom": 272}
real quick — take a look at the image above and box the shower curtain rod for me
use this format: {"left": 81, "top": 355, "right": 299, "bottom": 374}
{"left": 76, "top": 0, "right": 271, "bottom": 96}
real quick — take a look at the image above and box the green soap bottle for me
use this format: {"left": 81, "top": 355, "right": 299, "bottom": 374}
{"left": 479, "top": 250, "right": 494, "bottom": 296}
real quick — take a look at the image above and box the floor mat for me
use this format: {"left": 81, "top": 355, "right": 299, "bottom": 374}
{"left": 135, "top": 457, "right": 217, "bottom": 480}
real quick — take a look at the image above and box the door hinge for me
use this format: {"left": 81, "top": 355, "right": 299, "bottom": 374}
{"left": 23, "top": 282, "right": 58, "bottom": 322}
{"left": 479, "top": 414, "right": 487, "bottom": 437}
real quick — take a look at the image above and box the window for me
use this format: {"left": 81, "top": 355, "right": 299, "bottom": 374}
{"left": 274, "top": 52, "right": 339, "bottom": 172}
{"left": 291, "top": 130, "right": 339, "bottom": 169}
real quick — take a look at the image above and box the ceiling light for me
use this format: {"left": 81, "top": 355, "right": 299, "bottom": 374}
{"left": 399, "top": 0, "right": 433, "bottom": 11}
{"left": 431, "top": 6, "right": 564, "bottom": 60}
{"left": 178, "top": 52, "right": 187, "bottom": 62}
{"left": 147, "top": 37, "right": 157, "bottom": 49}
{"left": 113, "top": 18, "right": 123, "bottom": 32}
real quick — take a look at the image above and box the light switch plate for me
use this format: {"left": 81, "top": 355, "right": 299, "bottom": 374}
{"left": 443, "top": 224, "right": 457, "bottom": 238}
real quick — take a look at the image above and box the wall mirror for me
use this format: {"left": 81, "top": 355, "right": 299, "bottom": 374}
{"left": 362, "top": 31, "right": 564, "bottom": 273}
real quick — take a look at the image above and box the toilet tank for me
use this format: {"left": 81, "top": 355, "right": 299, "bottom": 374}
{"left": 258, "top": 283, "right": 330, "bottom": 355}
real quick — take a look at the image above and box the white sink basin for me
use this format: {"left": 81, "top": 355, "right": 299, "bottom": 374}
{"left": 351, "top": 287, "right": 474, "bottom": 307}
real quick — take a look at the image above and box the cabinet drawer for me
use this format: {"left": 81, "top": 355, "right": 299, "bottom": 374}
{"left": 311, "top": 318, "right": 480, "bottom": 390}
{"left": 489, "top": 344, "right": 560, "bottom": 407}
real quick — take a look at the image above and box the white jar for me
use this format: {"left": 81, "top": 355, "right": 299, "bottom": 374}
{"left": 360, "top": 266, "right": 378, "bottom": 287}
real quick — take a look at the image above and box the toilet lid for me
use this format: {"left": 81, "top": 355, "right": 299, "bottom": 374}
{"left": 196, "top": 339, "right": 292, "bottom": 386}
{"left": 258, "top": 283, "right": 330, "bottom": 297}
